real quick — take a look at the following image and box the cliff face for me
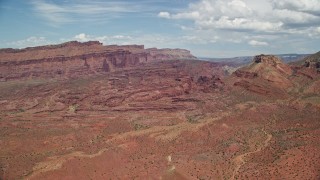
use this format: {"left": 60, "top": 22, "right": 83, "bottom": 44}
{"left": 0, "top": 41, "right": 196, "bottom": 81}
{"left": 146, "top": 48, "right": 196, "bottom": 61}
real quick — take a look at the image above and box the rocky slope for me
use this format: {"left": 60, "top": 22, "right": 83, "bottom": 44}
{"left": 293, "top": 51, "right": 320, "bottom": 67}
{"left": 229, "top": 55, "right": 294, "bottom": 97}
{"left": 301, "top": 51, "right": 320, "bottom": 74}
{"left": 228, "top": 54, "right": 320, "bottom": 99}
{"left": 0, "top": 47, "right": 320, "bottom": 179}
{"left": 0, "top": 41, "right": 196, "bottom": 81}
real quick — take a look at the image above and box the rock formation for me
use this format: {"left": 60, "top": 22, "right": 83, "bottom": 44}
{"left": 230, "top": 54, "right": 293, "bottom": 96}
{"left": 0, "top": 41, "right": 196, "bottom": 81}
{"left": 1, "top": 47, "right": 320, "bottom": 179}
{"left": 297, "top": 52, "right": 320, "bottom": 95}
{"left": 302, "top": 51, "right": 320, "bottom": 70}
{"left": 229, "top": 53, "right": 320, "bottom": 98}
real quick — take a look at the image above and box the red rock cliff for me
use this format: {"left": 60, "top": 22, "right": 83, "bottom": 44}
{"left": 0, "top": 41, "right": 196, "bottom": 81}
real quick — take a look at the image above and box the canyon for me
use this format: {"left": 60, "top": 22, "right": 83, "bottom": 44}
{"left": 0, "top": 42, "right": 319, "bottom": 179}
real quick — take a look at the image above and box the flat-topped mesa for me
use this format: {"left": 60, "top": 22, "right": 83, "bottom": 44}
{"left": 0, "top": 41, "right": 197, "bottom": 81}
{"left": 0, "top": 41, "right": 103, "bottom": 54}
{"left": 146, "top": 48, "right": 196, "bottom": 60}
{"left": 57, "top": 41, "right": 103, "bottom": 48}
{"left": 107, "top": 45, "right": 144, "bottom": 51}
{"left": 0, "top": 41, "right": 195, "bottom": 62}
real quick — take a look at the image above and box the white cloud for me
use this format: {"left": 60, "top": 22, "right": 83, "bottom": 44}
{"left": 72, "top": 33, "right": 136, "bottom": 46}
{"left": 158, "top": 0, "right": 320, "bottom": 33}
{"left": 112, "top": 35, "right": 133, "bottom": 40}
{"left": 271, "top": 0, "right": 320, "bottom": 15}
{"left": 154, "top": 0, "right": 320, "bottom": 57}
{"left": 74, "top": 33, "right": 89, "bottom": 42}
{"left": 158, "top": 0, "right": 274, "bottom": 32}
{"left": 70, "top": 32, "right": 221, "bottom": 49}
{"left": 158, "top": 12, "right": 171, "bottom": 19}
{"left": 31, "top": 0, "right": 72, "bottom": 25}
{"left": 172, "top": 11, "right": 200, "bottom": 20}
{"left": 248, "top": 40, "right": 269, "bottom": 46}
{"left": 73, "top": 33, "right": 134, "bottom": 44}
{"left": 31, "top": 0, "right": 141, "bottom": 26}
{"left": 209, "top": 17, "right": 283, "bottom": 32}
{"left": 228, "top": 0, "right": 246, "bottom": 8}
{"left": 6, "top": 36, "right": 51, "bottom": 48}
{"left": 274, "top": 9, "right": 319, "bottom": 25}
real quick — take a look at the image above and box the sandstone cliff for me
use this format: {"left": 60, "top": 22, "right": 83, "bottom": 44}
{"left": 0, "top": 41, "right": 196, "bottom": 81}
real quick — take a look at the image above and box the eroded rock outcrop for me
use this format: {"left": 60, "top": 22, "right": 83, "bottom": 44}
{"left": 0, "top": 41, "right": 196, "bottom": 81}
{"left": 303, "top": 51, "right": 320, "bottom": 70}
{"left": 230, "top": 53, "right": 320, "bottom": 97}
{"left": 146, "top": 48, "right": 196, "bottom": 61}
{"left": 231, "top": 54, "right": 294, "bottom": 96}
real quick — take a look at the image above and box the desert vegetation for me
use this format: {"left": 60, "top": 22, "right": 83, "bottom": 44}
{"left": 0, "top": 42, "right": 319, "bottom": 179}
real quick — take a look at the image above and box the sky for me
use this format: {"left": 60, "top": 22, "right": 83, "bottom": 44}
{"left": 0, "top": 0, "right": 319, "bottom": 57}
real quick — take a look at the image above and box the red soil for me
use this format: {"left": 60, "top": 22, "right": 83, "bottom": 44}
{"left": 0, "top": 48, "right": 320, "bottom": 179}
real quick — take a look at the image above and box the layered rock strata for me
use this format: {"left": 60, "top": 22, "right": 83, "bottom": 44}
{"left": 0, "top": 41, "right": 196, "bottom": 81}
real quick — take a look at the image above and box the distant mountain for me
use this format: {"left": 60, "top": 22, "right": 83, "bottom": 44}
{"left": 199, "top": 54, "right": 310, "bottom": 67}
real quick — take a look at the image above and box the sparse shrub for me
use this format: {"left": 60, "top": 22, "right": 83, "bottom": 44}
{"left": 186, "top": 115, "right": 199, "bottom": 123}
{"left": 69, "top": 104, "right": 79, "bottom": 113}
{"left": 133, "top": 123, "right": 148, "bottom": 131}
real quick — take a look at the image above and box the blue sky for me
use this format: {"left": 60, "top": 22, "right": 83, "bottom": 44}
{"left": 0, "top": 0, "right": 319, "bottom": 57}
